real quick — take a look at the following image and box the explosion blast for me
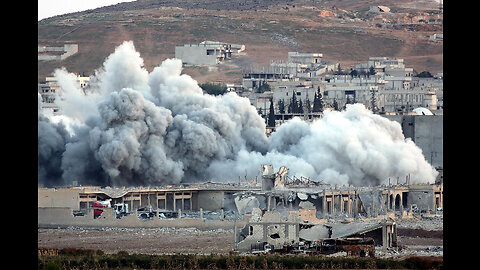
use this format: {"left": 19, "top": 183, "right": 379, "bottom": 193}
{"left": 38, "top": 41, "right": 438, "bottom": 187}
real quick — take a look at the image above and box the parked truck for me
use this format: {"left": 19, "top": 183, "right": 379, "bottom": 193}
{"left": 113, "top": 203, "right": 129, "bottom": 218}
{"left": 93, "top": 200, "right": 110, "bottom": 219}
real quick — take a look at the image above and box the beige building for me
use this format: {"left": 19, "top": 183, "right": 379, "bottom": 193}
{"left": 38, "top": 183, "right": 262, "bottom": 214}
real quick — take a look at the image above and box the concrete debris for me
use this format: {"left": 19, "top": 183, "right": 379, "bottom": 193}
{"left": 235, "top": 207, "right": 395, "bottom": 256}
{"left": 298, "top": 209, "right": 323, "bottom": 224}
{"left": 250, "top": 208, "right": 263, "bottom": 222}
{"left": 298, "top": 224, "right": 330, "bottom": 241}
{"left": 297, "top": 192, "right": 308, "bottom": 200}
{"left": 298, "top": 201, "right": 315, "bottom": 209}
{"left": 375, "top": 246, "right": 443, "bottom": 258}
{"left": 234, "top": 195, "right": 261, "bottom": 215}
{"left": 327, "top": 251, "right": 347, "bottom": 257}
{"left": 274, "top": 166, "right": 288, "bottom": 188}
{"left": 262, "top": 165, "right": 288, "bottom": 190}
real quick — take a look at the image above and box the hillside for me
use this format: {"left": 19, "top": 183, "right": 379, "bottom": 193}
{"left": 38, "top": 0, "right": 443, "bottom": 83}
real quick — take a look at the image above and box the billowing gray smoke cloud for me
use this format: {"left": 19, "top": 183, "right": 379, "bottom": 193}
{"left": 38, "top": 41, "right": 438, "bottom": 187}
{"left": 207, "top": 106, "right": 438, "bottom": 186}
{"left": 38, "top": 94, "right": 71, "bottom": 186}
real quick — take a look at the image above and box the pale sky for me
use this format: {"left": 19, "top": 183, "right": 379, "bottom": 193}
{"left": 38, "top": 0, "right": 135, "bottom": 21}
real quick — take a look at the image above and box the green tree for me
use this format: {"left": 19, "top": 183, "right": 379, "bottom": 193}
{"left": 256, "top": 81, "right": 271, "bottom": 93}
{"left": 344, "top": 96, "right": 352, "bottom": 109}
{"left": 333, "top": 98, "right": 339, "bottom": 111}
{"left": 416, "top": 71, "right": 433, "bottom": 78}
{"left": 267, "top": 98, "right": 276, "bottom": 127}
{"left": 298, "top": 99, "right": 304, "bottom": 114}
{"left": 312, "top": 88, "right": 324, "bottom": 112}
{"left": 257, "top": 107, "right": 263, "bottom": 117}
{"left": 370, "top": 90, "right": 379, "bottom": 114}
{"left": 277, "top": 99, "right": 285, "bottom": 114}
{"left": 199, "top": 83, "right": 227, "bottom": 96}
{"left": 369, "top": 66, "right": 376, "bottom": 76}
{"left": 318, "top": 90, "right": 324, "bottom": 112}
{"left": 305, "top": 97, "right": 311, "bottom": 113}
{"left": 288, "top": 90, "right": 298, "bottom": 113}
{"left": 350, "top": 69, "right": 358, "bottom": 78}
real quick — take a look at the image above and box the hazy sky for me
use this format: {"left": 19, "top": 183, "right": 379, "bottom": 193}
{"left": 38, "top": 0, "right": 135, "bottom": 21}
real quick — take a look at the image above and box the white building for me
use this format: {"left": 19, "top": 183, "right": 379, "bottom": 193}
{"left": 354, "top": 57, "right": 406, "bottom": 75}
{"left": 38, "top": 74, "right": 90, "bottom": 115}
{"left": 175, "top": 41, "right": 245, "bottom": 66}
{"left": 272, "top": 83, "right": 316, "bottom": 108}
{"left": 379, "top": 90, "right": 437, "bottom": 113}
{"left": 247, "top": 55, "right": 442, "bottom": 117}
{"left": 249, "top": 79, "right": 318, "bottom": 117}
{"left": 323, "top": 85, "right": 379, "bottom": 110}
{"left": 287, "top": 52, "right": 323, "bottom": 64}
{"left": 242, "top": 52, "right": 338, "bottom": 91}
{"left": 38, "top": 44, "right": 78, "bottom": 61}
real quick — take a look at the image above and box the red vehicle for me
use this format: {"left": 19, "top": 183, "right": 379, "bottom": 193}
{"left": 93, "top": 201, "right": 109, "bottom": 218}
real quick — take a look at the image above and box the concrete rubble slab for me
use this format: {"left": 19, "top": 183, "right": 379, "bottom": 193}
{"left": 299, "top": 224, "right": 330, "bottom": 241}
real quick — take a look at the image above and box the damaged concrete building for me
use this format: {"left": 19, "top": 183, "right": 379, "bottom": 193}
{"left": 38, "top": 165, "right": 441, "bottom": 255}
{"left": 39, "top": 164, "right": 442, "bottom": 225}
{"left": 234, "top": 165, "right": 443, "bottom": 220}
{"left": 234, "top": 207, "right": 397, "bottom": 254}
{"left": 40, "top": 166, "right": 443, "bottom": 218}
{"left": 39, "top": 181, "right": 261, "bottom": 215}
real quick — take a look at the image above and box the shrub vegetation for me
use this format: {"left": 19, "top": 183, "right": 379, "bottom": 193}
{"left": 38, "top": 248, "right": 443, "bottom": 269}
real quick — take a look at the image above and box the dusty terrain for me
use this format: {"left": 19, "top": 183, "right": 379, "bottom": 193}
{"left": 38, "top": 216, "right": 443, "bottom": 257}
{"left": 38, "top": 227, "right": 235, "bottom": 255}
{"left": 38, "top": 0, "right": 442, "bottom": 83}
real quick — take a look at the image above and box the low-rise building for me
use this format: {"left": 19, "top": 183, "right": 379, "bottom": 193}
{"left": 38, "top": 44, "right": 78, "bottom": 61}
{"left": 175, "top": 41, "right": 245, "bottom": 66}
{"left": 38, "top": 74, "right": 90, "bottom": 115}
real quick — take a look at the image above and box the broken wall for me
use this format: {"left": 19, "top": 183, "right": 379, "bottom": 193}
{"left": 298, "top": 224, "right": 330, "bottom": 241}
{"left": 407, "top": 188, "right": 434, "bottom": 211}
{"left": 236, "top": 209, "right": 300, "bottom": 252}
{"left": 197, "top": 191, "right": 225, "bottom": 211}
{"left": 358, "top": 189, "right": 386, "bottom": 217}
{"left": 234, "top": 193, "right": 267, "bottom": 215}
{"left": 38, "top": 188, "right": 82, "bottom": 210}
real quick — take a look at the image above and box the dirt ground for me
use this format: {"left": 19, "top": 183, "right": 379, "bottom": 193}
{"left": 38, "top": 216, "right": 443, "bottom": 257}
{"left": 38, "top": 1, "right": 442, "bottom": 83}
{"left": 38, "top": 227, "right": 235, "bottom": 255}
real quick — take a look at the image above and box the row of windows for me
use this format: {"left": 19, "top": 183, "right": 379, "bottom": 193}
{"left": 41, "top": 88, "right": 56, "bottom": 93}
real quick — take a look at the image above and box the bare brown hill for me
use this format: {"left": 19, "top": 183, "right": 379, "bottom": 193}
{"left": 38, "top": 0, "right": 442, "bottom": 83}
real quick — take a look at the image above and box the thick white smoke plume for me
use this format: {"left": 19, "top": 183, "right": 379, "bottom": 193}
{"left": 38, "top": 41, "right": 438, "bottom": 187}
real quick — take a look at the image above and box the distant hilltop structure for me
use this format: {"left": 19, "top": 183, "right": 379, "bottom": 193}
{"left": 38, "top": 44, "right": 78, "bottom": 61}
{"left": 175, "top": 41, "right": 245, "bottom": 66}
{"left": 369, "top": 5, "right": 391, "bottom": 13}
